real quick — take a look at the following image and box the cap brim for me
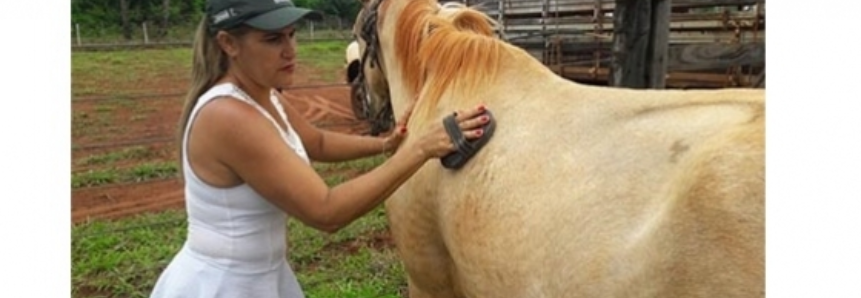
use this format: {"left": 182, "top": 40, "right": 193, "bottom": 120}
{"left": 244, "top": 6, "right": 323, "bottom": 31}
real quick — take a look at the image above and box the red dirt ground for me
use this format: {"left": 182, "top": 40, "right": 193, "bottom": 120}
{"left": 71, "top": 67, "right": 372, "bottom": 224}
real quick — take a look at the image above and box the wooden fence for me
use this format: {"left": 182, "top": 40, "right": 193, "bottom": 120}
{"left": 459, "top": 0, "right": 765, "bottom": 89}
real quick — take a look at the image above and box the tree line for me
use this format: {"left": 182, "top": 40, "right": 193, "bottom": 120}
{"left": 71, "top": 0, "right": 361, "bottom": 40}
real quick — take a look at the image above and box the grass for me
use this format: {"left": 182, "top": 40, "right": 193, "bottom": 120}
{"left": 76, "top": 146, "right": 161, "bottom": 167}
{"left": 296, "top": 40, "right": 355, "bottom": 82}
{"left": 72, "top": 48, "right": 192, "bottom": 97}
{"left": 72, "top": 161, "right": 179, "bottom": 188}
{"left": 72, "top": 211, "right": 188, "bottom": 298}
{"left": 314, "top": 154, "right": 389, "bottom": 173}
{"left": 71, "top": 156, "right": 407, "bottom": 298}
{"left": 72, "top": 39, "right": 352, "bottom": 98}
{"left": 72, "top": 23, "right": 350, "bottom": 46}
{"left": 290, "top": 206, "right": 407, "bottom": 298}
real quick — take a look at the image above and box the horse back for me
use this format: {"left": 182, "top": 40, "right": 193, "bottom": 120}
{"left": 390, "top": 83, "right": 765, "bottom": 297}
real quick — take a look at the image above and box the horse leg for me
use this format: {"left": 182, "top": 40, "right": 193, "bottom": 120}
{"left": 397, "top": 242, "right": 461, "bottom": 298}
{"left": 405, "top": 274, "right": 462, "bottom": 298}
{"left": 386, "top": 189, "right": 463, "bottom": 298}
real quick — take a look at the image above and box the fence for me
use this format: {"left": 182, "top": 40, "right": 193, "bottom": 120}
{"left": 460, "top": 0, "right": 765, "bottom": 89}
{"left": 71, "top": 14, "right": 355, "bottom": 51}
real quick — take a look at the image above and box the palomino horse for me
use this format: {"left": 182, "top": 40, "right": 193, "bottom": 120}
{"left": 351, "top": 0, "right": 765, "bottom": 297}
{"left": 348, "top": 39, "right": 397, "bottom": 134}
{"left": 345, "top": 40, "right": 371, "bottom": 121}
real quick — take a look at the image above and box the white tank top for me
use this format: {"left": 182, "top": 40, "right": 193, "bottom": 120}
{"left": 181, "top": 82, "right": 309, "bottom": 274}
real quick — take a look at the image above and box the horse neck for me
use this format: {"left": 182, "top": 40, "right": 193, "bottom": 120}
{"left": 404, "top": 48, "right": 569, "bottom": 126}
{"left": 375, "top": 0, "right": 416, "bottom": 120}
{"left": 375, "top": 0, "right": 576, "bottom": 125}
{"left": 378, "top": 62, "right": 413, "bottom": 125}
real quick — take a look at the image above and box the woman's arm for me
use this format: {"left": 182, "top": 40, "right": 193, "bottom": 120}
{"left": 277, "top": 92, "right": 408, "bottom": 162}
{"left": 311, "top": 129, "right": 395, "bottom": 161}
{"left": 198, "top": 97, "right": 488, "bottom": 233}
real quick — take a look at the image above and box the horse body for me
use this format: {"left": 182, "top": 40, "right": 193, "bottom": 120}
{"left": 352, "top": 1, "right": 764, "bottom": 297}
{"left": 390, "top": 78, "right": 764, "bottom": 298}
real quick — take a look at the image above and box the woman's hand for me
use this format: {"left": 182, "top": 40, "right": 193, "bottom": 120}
{"left": 381, "top": 100, "right": 416, "bottom": 155}
{"left": 414, "top": 103, "right": 490, "bottom": 160}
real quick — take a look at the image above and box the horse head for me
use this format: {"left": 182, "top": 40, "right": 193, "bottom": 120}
{"left": 350, "top": 0, "right": 395, "bottom": 135}
{"left": 351, "top": 0, "right": 500, "bottom": 133}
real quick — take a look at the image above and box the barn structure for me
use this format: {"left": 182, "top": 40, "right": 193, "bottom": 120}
{"left": 455, "top": 0, "right": 765, "bottom": 89}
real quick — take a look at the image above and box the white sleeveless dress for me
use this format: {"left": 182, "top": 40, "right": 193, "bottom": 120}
{"left": 149, "top": 83, "right": 310, "bottom": 298}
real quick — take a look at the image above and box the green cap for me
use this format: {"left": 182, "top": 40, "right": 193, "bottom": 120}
{"left": 206, "top": 0, "right": 323, "bottom": 33}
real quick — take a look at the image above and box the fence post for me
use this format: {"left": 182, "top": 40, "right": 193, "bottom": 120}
{"left": 75, "top": 23, "right": 81, "bottom": 46}
{"left": 649, "top": 0, "right": 671, "bottom": 89}
{"left": 142, "top": 22, "right": 149, "bottom": 44}
{"left": 309, "top": 21, "right": 315, "bottom": 40}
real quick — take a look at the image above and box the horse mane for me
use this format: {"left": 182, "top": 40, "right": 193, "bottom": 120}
{"left": 391, "top": 0, "right": 510, "bottom": 117}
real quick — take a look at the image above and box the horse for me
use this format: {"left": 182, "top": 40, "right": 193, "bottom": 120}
{"left": 349, "top": 0, "right": 765, "bottom": 297}
{"left": 345, "top": 40, "right": 374, "bottom": 123}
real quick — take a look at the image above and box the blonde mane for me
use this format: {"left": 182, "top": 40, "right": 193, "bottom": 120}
{"left": 390, "top": 0, "right": 513, "bottom": 117}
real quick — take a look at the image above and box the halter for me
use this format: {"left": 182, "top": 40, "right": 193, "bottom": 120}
{"left": 353, "top": 0, "right": 395, "bottom": 136}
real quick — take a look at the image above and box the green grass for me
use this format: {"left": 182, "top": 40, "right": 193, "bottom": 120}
{"left": 72, "top": 23, "right": 349, "bottom": 46}
{"left": 76, "top": 146, "right": 160, "bottom": 167}
{"left": 314, "top": 155, "right": 388, "bottom": 173}
{"left": 73, "top": 161, "right": 179, "bottom": 188}
{"left": 290, "top": 206, "right": 407, "bottom": 298}
{"left": 72, "top": 39, "right": 352, "bottom": 98}
{"left": 72, "top": 157, "right": 407, "bottom": 298}
{"left": 296, "top": 40, "right": 354, "bottom": 82}
{"left": 72, "top": 211, "right": 188, "bottom": 298}
{"left": 72, "top": 48, "right": 193, "bottom": 97}
{"left": 296, "top": 29, "right": 353, "bottom": 40}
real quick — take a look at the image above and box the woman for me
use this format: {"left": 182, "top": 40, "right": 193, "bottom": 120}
{"left": 149, "top": 0, "right": 491, "bottom": 297}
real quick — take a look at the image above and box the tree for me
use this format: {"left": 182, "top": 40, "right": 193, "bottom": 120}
{"left": 121, "top": 0, "right": 131, "bottom": 40}
{"left": 320, "top": 0, "right": 361, "bottom": 27}
{"left": 159, "top": 0, "right": 171, "bottom": 38}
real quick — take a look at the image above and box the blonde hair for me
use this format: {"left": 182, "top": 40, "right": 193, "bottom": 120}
{"left": 176, "top": 17, "right": 250, "bottom": 180}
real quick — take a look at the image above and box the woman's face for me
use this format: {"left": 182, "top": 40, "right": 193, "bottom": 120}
{"left": 226, "top": 25, "right": 298, "bottom": 90}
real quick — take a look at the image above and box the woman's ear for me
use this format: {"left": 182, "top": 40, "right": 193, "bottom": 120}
{"left": 216, "top": 31, "right": 240, "bottom": 58}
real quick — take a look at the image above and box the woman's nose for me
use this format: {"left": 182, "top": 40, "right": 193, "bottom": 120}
{"left": 282, "top": 43, "right": 295, "bottom": 59}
